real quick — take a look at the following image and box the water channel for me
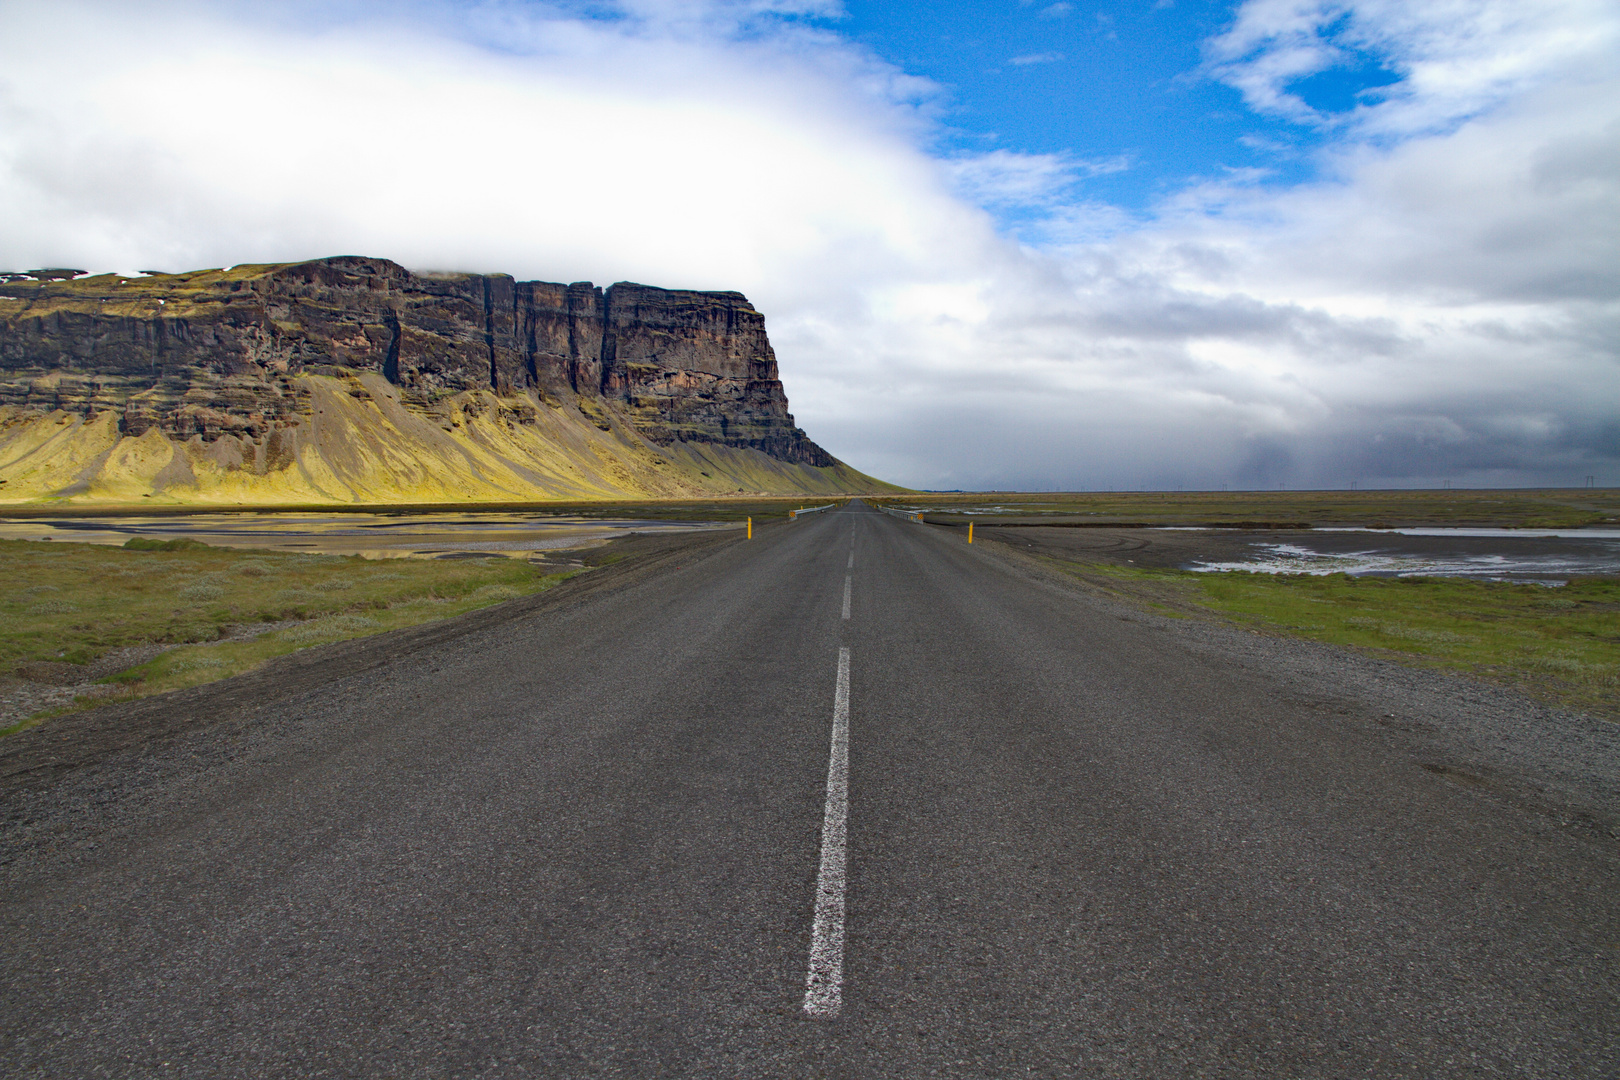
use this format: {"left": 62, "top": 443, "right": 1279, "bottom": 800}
{"left": 1183, "top": 527, "right": 1620, "bottom": 583}
{"left": 0, "top": 512, "right": 732, "bottom": 560}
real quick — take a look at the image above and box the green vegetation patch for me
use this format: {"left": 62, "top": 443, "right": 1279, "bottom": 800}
{"left": 0, "top": 539, "right": 577, "bottom": 734}
{"left": 1059, "top": 560, "right": 1620, "bottom": 718}
{"left": 122, "top": 537, "right": 211, "bottom": 551}
{"left": 891, "top": 488, "right": 1620, "bottom": 529}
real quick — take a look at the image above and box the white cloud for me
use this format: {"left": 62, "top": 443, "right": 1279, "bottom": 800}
{"left": 1009, "top": 52, "right": 1063, "bottom": 66}
{"left": 0, "top": 2, "right": 961, "bottom": 291}
{"left": 1205, "top": 0, "right": 1620, "bottom": 134}
{"left": 0, "top": 0, "right": 1614, "bottom": 489}
{"left": 943, "top": 150, "right": 1129, "bottom": 212}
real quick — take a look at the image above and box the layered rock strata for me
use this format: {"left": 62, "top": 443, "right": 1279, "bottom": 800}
{"left": 0, "top": 257, "right": 880, "bottom": 504}
{"left": 0, "top": 256, "right": 830, "bottom": 464}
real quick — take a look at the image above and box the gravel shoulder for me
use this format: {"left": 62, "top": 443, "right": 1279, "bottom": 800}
{"left": 972, "top": 528, "right": 1620, "bottom": 838}
{"left": 0, "top": 529, "right": 739, "bottom": 798}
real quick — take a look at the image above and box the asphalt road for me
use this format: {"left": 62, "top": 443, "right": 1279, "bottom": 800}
{"left": 2, "top": 501, "right": 1617, "bottom": 1077}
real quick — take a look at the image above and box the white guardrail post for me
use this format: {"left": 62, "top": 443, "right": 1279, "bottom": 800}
{"left": 789, "top": 503, "right": 836, "bottom": 520}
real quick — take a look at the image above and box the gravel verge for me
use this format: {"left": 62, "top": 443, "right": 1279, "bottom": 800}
{"left": 0, "top": 625, "right": 312, "bottom": 733}
{"left": 0, "top": 529, "right": 737, "bottom": 797}
{"left": 972, "top": 531, "right": 1620, "bottom": 839}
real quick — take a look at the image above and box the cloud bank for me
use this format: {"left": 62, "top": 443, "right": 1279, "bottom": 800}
{"left": 0, "top": 0, "right": 1614, "bottom": 489}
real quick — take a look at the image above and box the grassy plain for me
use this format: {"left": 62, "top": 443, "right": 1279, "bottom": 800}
{"left": 886, "top": 487, "right": 1620, "bottom": 528}
{"left": 5, "top": 488, "right": 1617, "bottom": 733}
{"left": 0, "top": 498, "right": 836, "bottom": 732}
{"left": 909, "top": 485, "right": 1620, "bottom": 716}
{"left": 0, "top": 538, "right": 576, "bottom": 734}
{"left": 896, "top": 485, "right": 1620, "bottom": 717}
{"left": 1035, "top": 555, "right": 1620, "bottom": 720}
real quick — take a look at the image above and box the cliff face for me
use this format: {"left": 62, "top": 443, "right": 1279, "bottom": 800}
{"left": 0, "top": 258, "right": 882, "bottom": 505}
{"left": 0, "top": 256, "right": 831, "bottom": 466}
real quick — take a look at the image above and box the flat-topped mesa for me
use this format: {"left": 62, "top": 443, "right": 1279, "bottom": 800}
{"left": 599, "top": 283, "right": 817, "bottom": 464}
{"left": 0, "top": 256, "right": 834, "bottom": 467}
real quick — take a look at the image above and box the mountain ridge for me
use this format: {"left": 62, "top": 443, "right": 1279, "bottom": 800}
{"left": 0, "top": 258, "right": 898, "bottom": 504}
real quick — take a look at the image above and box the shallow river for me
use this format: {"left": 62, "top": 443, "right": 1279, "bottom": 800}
{"left": 1184, "top": 527, "right": 1620, "bottom": 583}
{"left": 0, "top": 512, "right": 731, "bottom": 560}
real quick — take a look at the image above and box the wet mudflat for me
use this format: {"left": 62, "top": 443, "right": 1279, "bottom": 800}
{"left": 981, "top": 524, "right": 1620, "bottom": 583}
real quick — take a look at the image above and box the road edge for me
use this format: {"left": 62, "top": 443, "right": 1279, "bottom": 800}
{"left": 0, "top": 527, "right": 746, "bottom": 795}
{"left": 957, "top": 524, "right": 1620, "bottom": 840}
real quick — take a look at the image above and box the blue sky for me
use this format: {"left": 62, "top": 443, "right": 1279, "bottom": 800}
{"left": 1, "top": 0, "right": 1616, "bottom": 489}
{"left": 841, "top": 0, "right": 1313, "bottom": 210}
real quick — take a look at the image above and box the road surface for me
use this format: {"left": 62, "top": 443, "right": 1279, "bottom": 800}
{"left": 2, "top": 501, "right": 1616, "bottom": 1076}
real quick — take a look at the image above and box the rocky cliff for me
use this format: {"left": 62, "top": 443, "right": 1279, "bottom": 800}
{"left": 0, "top": 258, "right": 890, "bottom": 504}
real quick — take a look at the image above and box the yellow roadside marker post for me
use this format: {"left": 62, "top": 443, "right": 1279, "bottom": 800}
{"left": 968, "top": 520, "right": 973, "bottom": 544}
{"left": 747, "top": 517, "right": 753, "bottom": 540}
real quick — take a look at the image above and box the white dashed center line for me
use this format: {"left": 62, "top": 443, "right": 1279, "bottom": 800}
{"left": 803, "top": 647, "right": 851, "bottom": 1018}
{"left": 841, "top": 575, "right": 851, "bottom": 620}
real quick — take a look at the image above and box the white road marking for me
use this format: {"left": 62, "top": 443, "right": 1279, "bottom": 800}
{"left": 847, "top": 550, "right": 854, "bottom": 569}
{"left": 804, "top": 647, "right": 851, "bottom": 1018}
{"left": 841, "top": 575, "right": 852, "bottom": 620}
